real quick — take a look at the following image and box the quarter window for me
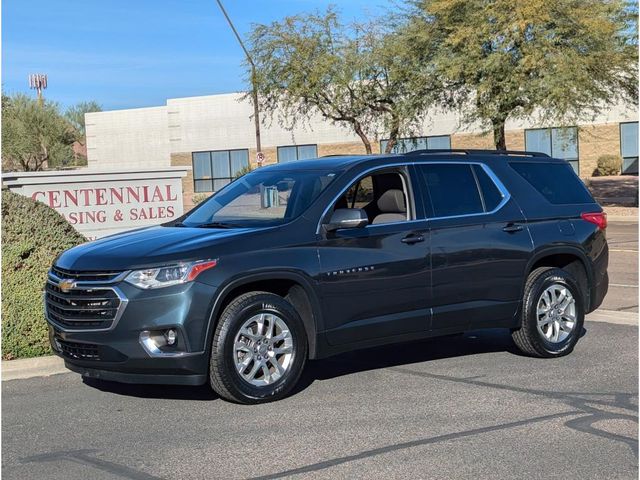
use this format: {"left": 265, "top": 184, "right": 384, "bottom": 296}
{"left": 277, "top": 144, "right": 318, "bottom": 163}
{"left": 510, "top": 162, "right": 594, "bottom": 204}
{"left": 192, "top": 149, "right": 249, "bottom": 193}
{"left": 380, "top": 135, "right": 451, "bottom": 154}
{"left": 620, "top": 122, "right": 638, "bottom": 175}
{"left": 525, "top": 127, "right": 579, "bottom": 174}
{"left": 416, "top": 164, "right": 484, "bottom": 217}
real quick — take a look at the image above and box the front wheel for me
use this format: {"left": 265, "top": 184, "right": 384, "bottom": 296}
{"left": 209, "top": 291, "right": 307, "bottom": 404}
{"left": 512, "top": 267, "right": 585, "bottom": 358}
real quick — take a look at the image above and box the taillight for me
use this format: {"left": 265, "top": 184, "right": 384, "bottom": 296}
{"left": 581, "top": 212, "right": 607, "bottom": 230}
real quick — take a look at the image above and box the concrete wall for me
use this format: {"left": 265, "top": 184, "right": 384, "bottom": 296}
{"left": 86, "top": 91, "right": 639, "bottom": 188}
{"left": 86, "top": 106, "right": 170, "bottom": 170}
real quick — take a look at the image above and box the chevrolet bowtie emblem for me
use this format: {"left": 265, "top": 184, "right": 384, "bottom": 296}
{"left": 58, "top": 279, "right": 76, "bottom": 293}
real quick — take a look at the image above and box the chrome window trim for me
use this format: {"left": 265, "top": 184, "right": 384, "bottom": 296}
{"left": 44, "top": 273, "right": 129, "bottom": 333}
{"left": 316, "top": 160, "right": 511, "bottom": 234}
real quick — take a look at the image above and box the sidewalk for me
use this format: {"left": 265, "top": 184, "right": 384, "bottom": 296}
{"left": 3, "top": 309, "right": 637, "bottom": 382}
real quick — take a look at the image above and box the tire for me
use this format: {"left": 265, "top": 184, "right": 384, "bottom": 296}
{"left": 512, "top": 267, "right": 585, "bottom": 358}
{"left": 209, "top": 291, "right": 307, "bottom": 404}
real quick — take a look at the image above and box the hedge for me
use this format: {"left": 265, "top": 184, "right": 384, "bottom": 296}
{"left": 1, "top": 190, "right": 86, "bottom": 359}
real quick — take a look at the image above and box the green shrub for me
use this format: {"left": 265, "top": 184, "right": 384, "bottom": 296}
{"left": 192, "top": 193, "right": 210, "bottom": 205}
{"left": 595, "top": 154, "right": 622, "bottom": 176}
{"left": 1, "top": 190, "right": 86, "bottom": 359}
{"left": 234, "top": 164, "right": 253, "bottom": 179}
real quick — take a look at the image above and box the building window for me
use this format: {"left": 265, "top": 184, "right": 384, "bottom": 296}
{"left": 192, "top": 149, "right": 249, "bottom": 192}
{"left": 277, "top": 144, "right": 318, "bottom": 163}
{"left": 620, "top": 122, "right": 638, "bottom": 175}
{"left": 380, "top": 135, "right": 451, "bottom": 154}
{"left": 525, "top": 127, "right": 579, "bottom": 174}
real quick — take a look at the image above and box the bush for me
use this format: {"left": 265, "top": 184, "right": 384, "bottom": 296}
{"left": 1, "top": 190, "right": 86, "bottom": 359}
{"left": 234, "top": 164, "right": 253, "bottom": 179}
{"left": 595, "top": 154, "right": 622, "bottom": 176}
{"left": 192, "top": 193, "right": 210, "bottom": 205}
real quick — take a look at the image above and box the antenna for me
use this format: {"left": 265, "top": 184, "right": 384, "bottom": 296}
{"left": 28, "top": 73, "right": 48, "bottom": 106}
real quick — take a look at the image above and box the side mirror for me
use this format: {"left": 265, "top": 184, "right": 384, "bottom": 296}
{"left": 325, "top": 208, "right": 369, "bottom": 232}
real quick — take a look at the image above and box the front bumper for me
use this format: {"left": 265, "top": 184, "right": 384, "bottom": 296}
{"left": 47, "top": 279, "right": 217, "bottom": 386}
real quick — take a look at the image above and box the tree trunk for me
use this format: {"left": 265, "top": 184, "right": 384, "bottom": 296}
{"left": 384, "top": 116, "right": 400, "bottom": 154}
{"left": 353, "top": 121, "right": 373, "bottom": 154}
{"left": 492, "top": 119, "right": 507, "bottom": 150}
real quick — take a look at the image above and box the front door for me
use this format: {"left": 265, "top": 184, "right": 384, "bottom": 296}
{"left": 317, "top": 167, "right": 432, "bottom": 346}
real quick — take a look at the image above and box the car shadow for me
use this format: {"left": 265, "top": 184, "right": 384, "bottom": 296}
{"left": 82, "top": 327, "right": 587, "bottom": 401}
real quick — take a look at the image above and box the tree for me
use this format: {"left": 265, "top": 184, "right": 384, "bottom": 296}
{"left": 248, "top": 8, "right": 437, "bottom": 154}
{"left": 65, "top": 101, "right": 102, "bottom": 140}
{"left": 406, "top": 0, "right": 638, "bottom": 149}
{"left": 2, "top": 94, "right": 77, "bottom": 171}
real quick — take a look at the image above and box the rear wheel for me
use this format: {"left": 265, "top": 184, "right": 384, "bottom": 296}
{"left": 512, "top": 267, "right": 584, "bottom": 358}
{"left": 209, "top": 291, "right": 307, "bottom": 404}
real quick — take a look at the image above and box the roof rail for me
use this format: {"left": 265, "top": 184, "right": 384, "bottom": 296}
{"left": 404, "top": 148, "right": 549, "bottom": 158}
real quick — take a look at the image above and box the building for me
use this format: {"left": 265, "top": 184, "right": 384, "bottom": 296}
{"left": 86, "top": 92, "right": 639, "bottom": 210}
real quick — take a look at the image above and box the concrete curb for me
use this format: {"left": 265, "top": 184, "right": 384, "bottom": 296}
{"left": 2, "top": 355, "right": 66, "bottom": 382}
{"left": 607, "top": 216, "right": 638, "bottom": 223}
{"left": 2, "top": 310, "right": 637, "bottom": 382}
{"left": 586, "top": 309, "right": 638, "bottom": 326}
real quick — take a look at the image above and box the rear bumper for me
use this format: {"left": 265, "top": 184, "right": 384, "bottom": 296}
{"left": 588, "top": 242, "right": 609, "bottom": 313}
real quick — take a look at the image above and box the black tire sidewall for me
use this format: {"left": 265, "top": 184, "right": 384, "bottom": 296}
{"left": 212, "top": 293, "right": 307, "bottom": 402}
{"left": 524, "top": 270, "right": 584, "bottom": 356}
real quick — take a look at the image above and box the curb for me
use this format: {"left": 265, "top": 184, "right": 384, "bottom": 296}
{"left": 607, "top": 216, "right": 638, "bottom": 223}
{"left": 586, "top": 309, "right": 638, "bottom": 326}
{"left": 2, "top": 310, "right": 637, "bottom": 382}
{"left": 2, "top": 355, "right": 66, "bottom": 382}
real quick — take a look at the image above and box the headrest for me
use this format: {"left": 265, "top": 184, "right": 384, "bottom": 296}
{"left": 377, "top": 189, "right": 406, "bottom": 213}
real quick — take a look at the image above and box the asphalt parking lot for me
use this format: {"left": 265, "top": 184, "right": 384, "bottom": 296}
{"left": 2, "top": 221, "right": 638, "bottom": 479}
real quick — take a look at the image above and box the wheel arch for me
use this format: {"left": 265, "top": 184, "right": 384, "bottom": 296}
{"left": 204, "top": 271, "right": 322, "bottom": 359}
{"left": 524, "top": 247, "right": 593, "bottom": 310}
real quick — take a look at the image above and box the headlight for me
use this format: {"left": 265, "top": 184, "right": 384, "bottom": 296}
{"left": 124, "top": 259, "right": 217, "bottom": 289}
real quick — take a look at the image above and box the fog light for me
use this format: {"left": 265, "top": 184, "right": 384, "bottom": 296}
{"left": 165, "top": 329, "right": 177, "bottom": 345}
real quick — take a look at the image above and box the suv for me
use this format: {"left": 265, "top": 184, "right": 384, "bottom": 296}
{"left": 46, "top": 149, "right": 608, "bottom": 403}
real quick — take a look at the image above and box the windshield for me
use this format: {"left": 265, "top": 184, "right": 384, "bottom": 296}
{"left": 181, "top": 169, "right": 338, "bottom": 227}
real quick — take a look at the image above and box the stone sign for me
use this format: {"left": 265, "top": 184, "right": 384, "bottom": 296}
{"left": 3, "top": 167, "right": 190, "bottom": 240}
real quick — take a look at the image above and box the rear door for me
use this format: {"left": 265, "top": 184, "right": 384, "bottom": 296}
{"left": 317, "top": 166, "right": 432, "bottom": 346}
{"left": 413, "top": 162, "right": 532, "bottom": 333}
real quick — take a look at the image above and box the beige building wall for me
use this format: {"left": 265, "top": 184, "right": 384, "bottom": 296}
{"left": 88, "top": 91, "right": 638, "bottom": 210}
{"left": 86, "top": 106, "right": 170, "bottom": 170}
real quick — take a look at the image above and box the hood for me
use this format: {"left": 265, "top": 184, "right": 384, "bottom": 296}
{"left": 55, "top": 225, "right": 256, "bottom": 271}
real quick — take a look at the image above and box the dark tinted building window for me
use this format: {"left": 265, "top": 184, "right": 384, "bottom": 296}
{"left": 192, "top": 149, "right": 249, "bottom": 192}
{"left": 473, "top": 165, "right": 503, "bottom": 211}
{"left": 417, "top": 164, "right": 483, "bottom": 217}
{"left": 277, "top": 145, "right": 318, "bottom": 163}
{"left": 510, "top": 162, "right": 594, "bottom": 204}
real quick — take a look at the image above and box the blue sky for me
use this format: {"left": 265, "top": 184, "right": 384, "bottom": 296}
{"left": 2, "top": 0, "right": 390, "bottom": 111}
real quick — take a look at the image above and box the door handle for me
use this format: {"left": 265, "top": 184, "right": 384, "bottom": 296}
{"left": 401, "top": 234, "right": 425, "bottom": 244}
{"left": 503, "top": 223, "right": 524, "bottom": 233}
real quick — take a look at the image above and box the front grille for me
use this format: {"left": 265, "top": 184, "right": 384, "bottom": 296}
{"left": 56, "top": 339, "right": 100, "bottom": 361}
{"left": 51, "top": 266, "right": 123, "bottom": 283}
{"left": 45, "top": 282, "right": 122, "bottom": 331}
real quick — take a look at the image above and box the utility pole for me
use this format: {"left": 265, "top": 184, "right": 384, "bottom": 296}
{"left": 29, "top": 73, "right": 48, "bottom": 106}
{"left": 215, "top": 0, "right": 262, "bottom": 163}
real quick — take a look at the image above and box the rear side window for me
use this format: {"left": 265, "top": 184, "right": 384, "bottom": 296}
{"left": 473, "top": 165, "right": 504, "bottom": 211}
{"left": 417, "top": 164, "right": 483, "bottom": 217}
{"left": 510, "top": 162, "right": 594, "bottom": 204}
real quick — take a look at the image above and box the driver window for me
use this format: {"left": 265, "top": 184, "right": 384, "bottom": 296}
{"left": 333, "top": 171, "right": 410, "bottom": 225}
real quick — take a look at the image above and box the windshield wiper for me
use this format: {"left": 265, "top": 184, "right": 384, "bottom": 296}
{"left": 195, "top": 222, "right": 239, "bottom": 229}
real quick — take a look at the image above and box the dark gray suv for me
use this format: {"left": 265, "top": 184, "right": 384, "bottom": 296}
{"left": 46, "top": 149, "right": 608, "bottom": 403}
